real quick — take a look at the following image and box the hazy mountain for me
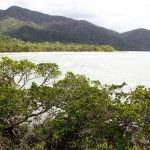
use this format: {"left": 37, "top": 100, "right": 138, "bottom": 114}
{"left": 0, "top": 6, "right": 150, "bottom": 51}
{"left": 121, "top": 28, "right": 150, "bottom": 51}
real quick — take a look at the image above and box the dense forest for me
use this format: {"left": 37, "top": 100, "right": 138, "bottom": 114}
{"left": 0, "top": 57, "right": 149, "bottom": 150}
{"left": 0, "top": 35, "right": 116, "bottom": 52}
{"left": 1, "top": 6, "right": 150, "bottom": 51}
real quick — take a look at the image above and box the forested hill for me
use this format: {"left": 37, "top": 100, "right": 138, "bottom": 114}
{"left": 0, "top": 6, "right": 150, "bottom": 51}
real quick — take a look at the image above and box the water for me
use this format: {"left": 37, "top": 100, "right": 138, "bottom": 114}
{"left": 1, "top": 51, "right": 150, "bottom": 87}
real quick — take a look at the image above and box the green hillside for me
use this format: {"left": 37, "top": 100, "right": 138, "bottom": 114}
{"left": 0, "top": 6, "right": 122, "bottom": 50}
{"left": 0, "top": 6, "right": 150, "bottom": 51}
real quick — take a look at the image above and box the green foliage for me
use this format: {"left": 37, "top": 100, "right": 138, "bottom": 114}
{"left": 0, "top": 17, "right": 43, "bottom": 34}
{"left": 0, "top": 35, "right": 116, "bottom": 52}
{"left": 0, "top": 57, "right": 149, "bottom": 150}
{"left": 1, "top": 6, "right": 150, "bottom": 51}
{"left": 0, "top": 57, "right": 61, "bottom": 131}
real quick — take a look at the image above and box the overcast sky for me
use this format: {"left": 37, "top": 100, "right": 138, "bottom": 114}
{"left": 1, "top": 0, "right": 150, "bottom": 32}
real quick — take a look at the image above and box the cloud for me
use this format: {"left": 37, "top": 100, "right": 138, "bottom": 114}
{"left": 1, "top": 0, "right": 150, "bottom": 32}
{"left": 0, "top": 0, "right": 14, "bottom": 9}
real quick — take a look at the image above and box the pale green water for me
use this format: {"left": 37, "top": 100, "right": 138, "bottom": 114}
{"left": 1, "top": 51, "right": 150, "bottom": 87}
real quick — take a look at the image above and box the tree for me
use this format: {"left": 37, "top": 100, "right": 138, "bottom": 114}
{"left": 0, "top": 57, "right": 149, "bottom": 150}
{"left": 0, "top": 57, "right": 61, "bottom": 136}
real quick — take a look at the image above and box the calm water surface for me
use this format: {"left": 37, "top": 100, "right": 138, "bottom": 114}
{"left": 1, "top": 52, "right": 150, "bottom": 87}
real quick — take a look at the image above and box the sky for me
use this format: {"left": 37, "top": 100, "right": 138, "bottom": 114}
{"left": 0, "top": 0, "right": 150, "bottom": 32}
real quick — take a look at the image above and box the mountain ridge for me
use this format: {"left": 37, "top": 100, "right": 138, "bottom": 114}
{"left": 0, "top": 6, "right": 150, "bottom": 51}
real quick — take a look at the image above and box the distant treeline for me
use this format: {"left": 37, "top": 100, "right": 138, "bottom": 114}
{"left": 0, "top": 35, "right": 116, "bottom": 52}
